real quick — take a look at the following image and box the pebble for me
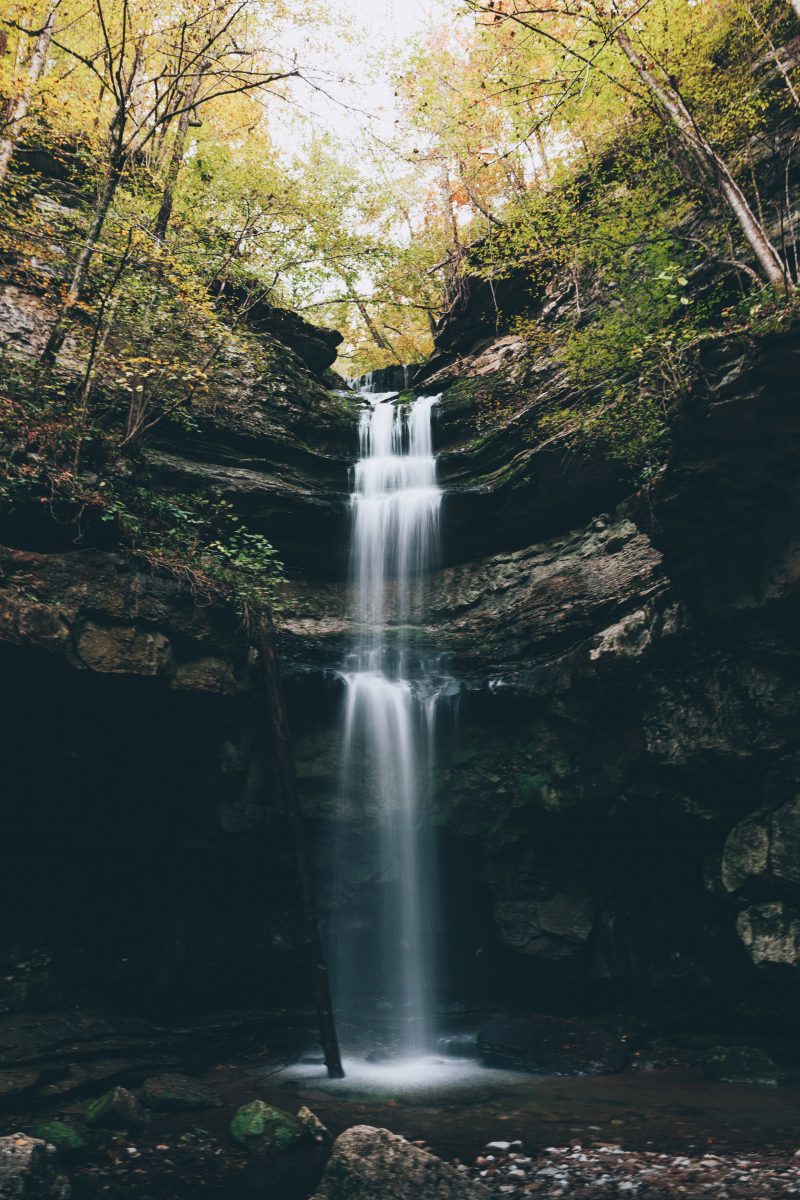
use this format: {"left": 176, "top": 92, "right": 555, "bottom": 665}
{"left": 462, "top": 1141, "right": 800, "bottom": 1199}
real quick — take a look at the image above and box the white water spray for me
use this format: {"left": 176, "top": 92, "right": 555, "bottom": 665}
{"left": 331, "top": 388, "right": 454, "bottom": 1057}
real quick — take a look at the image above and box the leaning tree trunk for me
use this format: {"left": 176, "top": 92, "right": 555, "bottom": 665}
{"left": 340, "top": 275, "right": 403, "bottom": 362}
{"left": 0, "top": 0, "right": 59, "bottom": 186}
{"left": 616, "top": 29, "right": 788, "bottom": 290}
{"left": 153, "top": 67, "right": 204, "bottom": 241}
{"left": 258, "top": 613, "right": 345, "bottom": 1080}
{"left": 40, "top": 148, "right": 126, "bottom": 365}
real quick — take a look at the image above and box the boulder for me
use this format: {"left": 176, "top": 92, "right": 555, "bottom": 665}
{"left": 140, "top": 1073, "right": 224, "bottom": 1112}
{"left": 230, "top": 1100, "right": 305, "bottom": 1154}
{"left": 477, "top": 1013, "right": 638, "bottom": 1075}
{"left": 0, "top": 1070, "right": 41, "bottom": 1101}
{"left": 736, "top": 901, "right": 800, "bottom": 967}
{"left": 722, "top": 792, "right": 800, "bottom": 894}
{"left": 702, "top": 1045, "right": 781, "bottom": 1085}
{"left": 311, "top": 1126, "right": 487, "bottom": 1200}
{"left": 0, "top": 1134, "right": 70, "bottom": 1198}
{"left": 30, "top": 1124, "right": 83, "bottom": 1154}
{"left": 85, "top": 1086, "right": 146, "bottom": 1129}
{"left": 492, "top": 887, "right": 594, "bottom": 959}
{"left": 296, "top": 1106, "right": 331, "bottom": 1144}
{"left": 722, "top": 817, "right": 769, "bottom": 893}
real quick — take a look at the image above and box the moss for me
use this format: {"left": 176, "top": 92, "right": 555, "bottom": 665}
{"left": 435, "top": 722, "right": 582, "bottom": 846}
{"left": 325, "top": 389, "right": 363, "bottom": 418}
{"left": 86, "top": 1086, "right": 144, "bottom": 1129}
{"left": 230, "top": 1100, "right": 305, "bottom": 1154}
{"left": 32, "top": 1121, "right": 84, "bottom": 1152}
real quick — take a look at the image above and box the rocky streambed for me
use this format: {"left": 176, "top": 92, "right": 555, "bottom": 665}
{"left": 6, "top": 1114, "right": 800, "bottom": 1200}
{"left": 4, "top": 1005, "right": 800, "bottom": 1198}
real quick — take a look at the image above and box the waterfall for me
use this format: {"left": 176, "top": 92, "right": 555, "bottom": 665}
{"left": 331, "top": 388, "right": 453, "bottom": 1058}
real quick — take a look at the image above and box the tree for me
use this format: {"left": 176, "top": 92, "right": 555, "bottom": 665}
{"left": 613, "top": 26, "right": 787, "bottom": 290}
{"left": 0, "top": 0, "right": 60, "bottom": 184}
{"left": 258, "top": 614, "right": 345, "bottom": 1080}
{"left": 461, "top": 0, "right": 791, "bottom": 290}
{"left": 39, "top": 0, "right": 299, "bottom": 365}
{"left": 152, "top": 61, "right": 204, "bottom": 241}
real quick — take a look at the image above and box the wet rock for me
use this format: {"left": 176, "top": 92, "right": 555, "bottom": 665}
{"left": 0, "top": 1070, "right": 40, "bottom": 1101}
{"left": 492, "top": 886, "right": 594, "bottom": 959}
{"left": 140, "top": 1073, "right": 224, "bottom": 1111}
{"left": 311, "top": 1125, "right": 488, "bottom": 1200}
{"left": 737, "top": 901, "right": 800, "bottom": 967}
{"left": 229, "top": 1100, "right": 305, "bottom": 1154}
{"left": 85, "top": 1086, "right": 146, "bottom": 1129}
{"left": 702, "top": 1045, "right": 781, "bottom": 1085}
{"left": 296, "top": 1105, "right": 331, "bottom": 1144}
{"left": 722, "top": 816, "right": 770, "bottom": 893}
{"left": 76, "top": 623, "right": 172, "bottom": 676}
{"left": 477, "top": 1014, "right": 639, "bottom": 1075}
{"left": 0, "top": 1133, "right": 70, "bottom": 1198}
{"left": 723, "top": 789, "right": 800, "bottom": 894}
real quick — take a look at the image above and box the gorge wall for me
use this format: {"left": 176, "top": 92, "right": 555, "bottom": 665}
{"left": 1, "top": 277, "right": 799, "bottom": 1034}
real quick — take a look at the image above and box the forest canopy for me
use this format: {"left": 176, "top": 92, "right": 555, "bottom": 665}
{"left": 0, "top": 0, "right": 798, "bottom": 603}
{"left": 1, "top": 0, "right": 797, "bottom": 372}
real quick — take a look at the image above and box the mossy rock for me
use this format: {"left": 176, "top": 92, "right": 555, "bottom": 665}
{"left": 86, "top": 1085, "right": 146, "bottom": 1129}
{"left": 702, "top": 1045, "right": 781, "bottom": 1085}
{"left": 32, "top": 1121, "right": 84, "bottom": 1153}
{"left": 230, "top": 1100, "right": 305, "bottom": 1154}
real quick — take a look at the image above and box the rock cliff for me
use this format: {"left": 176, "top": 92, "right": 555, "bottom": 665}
{"left": 1, "top": 273, "right": 799, "bottom": 1028}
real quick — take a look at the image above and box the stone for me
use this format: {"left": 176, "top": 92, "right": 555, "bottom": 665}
{"left": 478, "top": 1014, "right": 637, "bottom": 1075}
{"left": 492, "top": 888, "right": 594, "bottom": 959}
{"left": 702, "top": 1045, "right": 781, "bottom": 1085}
{"left": 0, "top": 1070, "right": 40, "bottom": 1100}
{"left": 310, "top": 1126, "right": 488, "bottom": 1200}
{"left": 0, "top": 1134, "right": 70, "bottom": 1198}
{"left": 721, "top": 817, "right": 769, "bottom": 892}
{"left": 30, "top": 1124, "right": 83, "bottom": 1154}
{"left": 140, "top": 1073, "right": 224, "bottom": 1111}
{"left": 722, "top": 796, "right": 800, "bottom": 893}
{"left": 736, "top": 902, "right": 800, "bottom": 966}
{"left": 229, "top": 1100, "right": 305, "bottom": 1154}
{"left": 770, "top": 797, "right": 800, "bottom": 885}
{"left": 296, "top": 1106, "right": 331, "bottom": 1144}
{"left": 76, "top": 623, "right": 172, "bottom": 676}
{"left": 85, "top": 1086, "right": 146, "bottom": 1129}
{"left": 170, "top": 657, "right": 237, "bottom": 693}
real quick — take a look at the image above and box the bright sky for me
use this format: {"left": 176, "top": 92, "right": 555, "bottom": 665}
{"left": 277, "top": 0, "right": 457, "bottom": 158}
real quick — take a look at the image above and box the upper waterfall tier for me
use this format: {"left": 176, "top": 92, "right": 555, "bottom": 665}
{"left": 351, "top": 395, "right": 442, "bottom": 629}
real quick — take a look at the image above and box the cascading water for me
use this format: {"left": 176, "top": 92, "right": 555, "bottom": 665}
{"left": 330, "top": 386, "right": 455, "bottom": 1059}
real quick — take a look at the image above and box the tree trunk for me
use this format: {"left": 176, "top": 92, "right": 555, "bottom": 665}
{"left": 748, "top": 4, "right": 800, "bottom": 109}
{"left": 791, "top": 0, "right": 800, "bottom": 21}
{"left": 0, "top": 0, "right": 59, "bottom": 185}
{"left": 153, "top": 67, "right": 204, "bottom": 241}
{"left": 40, "top": 149, "right": 125, "bottom": 365}
{"left": 533, "top": 127, "right": 552, "bottom": 191}
{"left": 616, "top": 29, "right": 788, "bottom": 290}
{"left": 258, "top": 614, "right": 345, "bottom": 1080}
{"left": 340, "top": 276, "right": 402, "bottom": 362}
